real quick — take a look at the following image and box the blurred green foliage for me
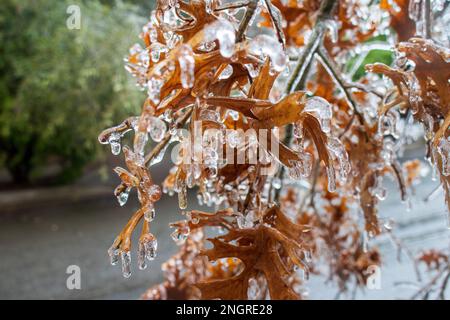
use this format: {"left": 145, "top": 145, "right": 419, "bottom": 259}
{"left": 0, "top": 0, "right": 147, "bottom": 184}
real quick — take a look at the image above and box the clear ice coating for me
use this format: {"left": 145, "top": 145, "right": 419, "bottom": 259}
{"left": 369, "top": 175, "right": 387, "bottom": 201}
{"left": 178, "top": 44, "right": 195, "bottom": 89}
{"left": 147, "top": 77, "right": 164, "bottom": 105}
{"left": 178, "top": 180, "right": 188, "bottom": 209}
{"left": 437, "top": 136, "right": 450, "bottom": 176}
{"left": 144, "top": 235, "right": 158, "bottom": 260}
{"left": 171, "top": 223, "right": 190, "bottom": 244}
{"left": 121, "top": 251, "right": 132, "bottom": 278}
{"left": 147, "top": 116, "right": 167, "bottom": 142}
{"left": 378, "top": 109, "right": 400, "bottom": 138}
{"left": 288, "top": 148, "right": 312, "bottom": 180}
{"left": 248, "top": 34, "right": 287, "bottom": 72}
{"left": 326, "top": 137, "right": 351, "bottom": 184}
{"left": 139, "top": 233, "right": 157, "bottom": 270}
{"left": 108, "top": 242, "right": 120, "bottom": 266}
{"left": 204, "top": 19, "right": 236, "bottom": 58}
{"left": 304, "top": 96, "right": 333, "bottom": 134}
{"left": 108, "top": 132, "right": 122, "bottom": 155}
{"left": 144, "top": 203, "right": 156, "bottom": 222}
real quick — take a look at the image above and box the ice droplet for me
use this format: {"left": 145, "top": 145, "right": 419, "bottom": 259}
{"left": 147, "top": 117, "right": 167, "bottom": 142}
{"left": 204, "top": 19, "right": 236, "bottom": 58}
{"left": 144, "top": 203, "right": 156, "bottom": 222}
{"left": 178, "top": 44, "right": 195, "bottom": 89}
{"left": 171, "top": 224, "right": 190, "bottom": 244}
{"left": 121, "top": 251, "right": 132, "bottom": 278}
{"left": 304, "top": 96, "right": 333, "bottom": 134}
{"left": 117, "top": 187, "right": 131, "bottom": 206}
{"left": 248, "top": 34, "right": 287, "bottom": 72}
{"left": 108, "top": 132, "right": 122, "bottom": 155}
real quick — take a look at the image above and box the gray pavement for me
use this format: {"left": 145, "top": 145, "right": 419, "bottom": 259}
{"left": 0, "top": 159, "right": 449, "bottom": 299}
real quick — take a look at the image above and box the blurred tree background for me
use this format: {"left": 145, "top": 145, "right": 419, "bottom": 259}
{"left": 0, "top": 0, "right": 155, "bottom": 185}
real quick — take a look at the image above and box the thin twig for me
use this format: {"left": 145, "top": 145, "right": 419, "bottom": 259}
{"left": 144, "top": 107, "right": 193, "bottom": 166}
{"left": 236, "top": 0, "right": 258, "bottom": 42}
{"left": 423, "top": 0, "right": 432, "bottom": 39}
{"left": 317, "top": 46, "right": 367, "bottom": 134}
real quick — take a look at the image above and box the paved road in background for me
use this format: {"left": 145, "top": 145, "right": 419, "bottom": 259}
{"left": 0, "top": 170, "right": 448, "bottom": 299}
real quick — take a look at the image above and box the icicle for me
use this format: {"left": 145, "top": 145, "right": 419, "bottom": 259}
{"left": 147, "top": 117, "right": 167, "bottom": 142}
{"left": 437, "top": 136, "right": 450, "bottom": 176}
{"left": 327, "top": 137, "right": 351, "bottom": 183}
{"left": 143, "top": 233, "right": 158, "bottom": 261}
{"left": 138, "top": 241, "right": 147, "bottom": 270}
{"left": 369, "top": 175, "right": 387, "bottom": 201}
{"left": 144, "top": 203, "right": 156, "bottom": 222}
{"left": 326, "top": 165, "right": 336, "bottom": 192}
{"left": 178, "top": 44, "right": 195, "bottom": 89}
{"left": 178, "top": 180, "right": 188, "bottom": 209}
{"left": 121, "top": 251, "right": 132, "bottom": 278}
{"left": 204, "top": 19, "right": 236, "bottom": 58}
{"left": 107, "top": 242, "right": 120, "bottom": 266}
{"left": 108, "top": 132, "right": 122, "bottom": 155}
{"left": 304, "top": 96, "right": 333, "bottom": 134}
{"left": 248, "top": 34, "right": 287, "bottom": 72}
{"left": 378, "top": 110, "right": 400, "bottom": 138}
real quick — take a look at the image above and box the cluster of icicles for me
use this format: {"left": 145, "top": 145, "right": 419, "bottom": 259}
{"left": 98, "top": 1, "right": 450, "bottom": 278}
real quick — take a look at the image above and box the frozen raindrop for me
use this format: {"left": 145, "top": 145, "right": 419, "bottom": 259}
{"left": 249, "top": 34, "right": 287, "bottom": 72}
{"left": 117, "top": 187, "right": 131, "bottom": 206}
{"left": 204, "top": 19, "right": 236, "bottom": 58}
{"left": 144, "top": 203, "right": 156, "bottom": 222}
{"left": 148, "top": 117, "right": 167, "bottom": 142}
{"left": 178, "top": 44, "right": 195, "bottom": 89}
{"left": 121, "top": 251, "right": 132, "bottom": 278}
{"left": 108, "top": 132, "right": 122, "bottom": 155}
{"left": 304, "top": 96, "right": 333, "bottom": 134}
